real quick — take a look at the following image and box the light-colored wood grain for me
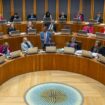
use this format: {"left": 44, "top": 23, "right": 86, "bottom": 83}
{"left": 0, "top": 71, "right": 105, "bottom": 105}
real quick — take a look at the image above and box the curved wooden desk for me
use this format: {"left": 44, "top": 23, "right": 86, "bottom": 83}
{"left": 0, "top": 54, "right": 105, "bottom": 85}
{"left": 0, "top": 21, "right": 104, "bottom": 34}
{"left": 0, "top": 34, "right": 105, "bottom": 51}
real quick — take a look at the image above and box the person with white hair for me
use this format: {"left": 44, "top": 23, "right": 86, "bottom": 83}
{"left": 21, "top": 37, "right": 33, "bottom": 51}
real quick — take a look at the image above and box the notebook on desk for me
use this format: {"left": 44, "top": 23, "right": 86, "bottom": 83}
{"left": 96, "top": 32, "right": 105, "bottom": 39}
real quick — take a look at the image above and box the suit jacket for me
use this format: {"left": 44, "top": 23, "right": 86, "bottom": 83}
{"left": 10, "top": 15, "right": 19, "bottom": 22}
{"left": 95, "top": 16, "right": 103, "bottom": 23}
{"left": 21, "top": 41, "right": 33, "bottom": 51}
{"left": 7, "top": 27, "right": 16, "bottom": 34}
{"left": 40, "top": 31, "right": 52, "bottom": 47}
{"left": 67, "top": 41, "right": 81, "bottom": 50}
{"left": 90, "top": 46, "right": 101, "bottom": 53}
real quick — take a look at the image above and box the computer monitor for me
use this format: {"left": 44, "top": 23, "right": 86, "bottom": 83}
{"left": 9, "top": 30, "right": 20, "bottom": 36}
{"left": 59, "top": 18, "right": 67, "bottom": 23}
{"left": 0, "top": 20, "right": 7, "bottom": 24}
{"left": 96, "top": 32, "right": 105, "bottom": 39}
{"left": 28, "top": 18, "right": 36, "bottom": 22}
{"left": 61, "top": 29, "right": 71, "bottom": 34}
{"left": 13, "top": 18, "right": 21, "bottom": 23}
{"left": 43, "top": 18, "right": 51, "bottom": 23}
{"left": 27, "top": 29, "right": 37, "bottom": 35}
{"left": 78, "top": 30, "right": 88, "bottom": 36}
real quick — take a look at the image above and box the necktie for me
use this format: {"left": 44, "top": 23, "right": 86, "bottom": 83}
{"left": 25, "top": 42, "right": 30, "bottom": 48}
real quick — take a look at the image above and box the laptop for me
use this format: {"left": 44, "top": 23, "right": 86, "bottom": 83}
{"left": 28, "top": 18, "right": 36, "bottom": 22}
{"left": 46, "top": 46, "right": 57, "bottom": 53}
{"left": 9, "top": 30, "right": 20, "bottom": 36}
{"left": 27, "top": 29, "right": 37, "bottom": 35}
{"left": 96, "top": 32, "right": 105, "bottom": 39}
{"left": 61, "top": 29, "right": 71, "bottom": 34}
{"left": 13, "top": 18, "right": 21, "bottom": 23}
{"left": 43, "top": 18, "right": 51, "bottom": 23}
{"left": 59, "top": 18, "right": 67, "bottom": 23}
{"left": 0, "top": 20, "right": 7, "bottom": 24}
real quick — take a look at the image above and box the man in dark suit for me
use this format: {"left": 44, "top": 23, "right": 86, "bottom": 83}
{"left": 7, "top": 23, "right": 16, "bottom": 34}
{"left": 27, "top": 13, "right": 37, "bottom": 21}
{"left": 59, "top": 12, "right": 67, "bottom": 20}
{"left": 95, "top": 13, "right": 103, "bottom": 23}
{"left": 10, "top": 13, "right": 20, "bottom": 22}
{"left": 40, "top": 25, "right": 52, "bottom": 49}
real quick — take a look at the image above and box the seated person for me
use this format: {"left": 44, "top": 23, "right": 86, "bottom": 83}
{"left": 40, "top": 25, "right": 52, "bottom": 49}
{"left": 27, "top": 21, "right": 34, "bottom": 31}
{"left": 10, "top": 13, "right": 20, "bottom": 22}
{"left": 100, "top": 26, "right": 105, "bottom": 34}
{"left": 59, "top": 12, "right": 67, "bottom": 20}
{"left": 74, "top": 12, "right": 84, "bottom": 21}
{"left": 7, "top": 23, "right": 16, "bottom": 34}
{"left": 90, "top": 40, "right": 102, "bottom": 53}
{"left": 94, "top": 13, "right": 103, "bottom": 23}
{"left": 48, "top": 20, "right": 56, "bottom": 32}
{"left": 67, "top": 36, "right": 81, "bottom": 50}
{"left": 27, "top": 13, "right": 37, "bottom": 21}
{"left": 21, "top": 37, "right": 33, "bottom": 51}
{"left": 0, "top": 42, "right": 11, "bottom": 56}
{"left": 82, "top": 23, "right": 94, "bottom": 33}
{"left": 43, "top": 11, "right": 52, "bottom": 20}
{"left": 0, "top": 14, "right": 4, "bottom": 21}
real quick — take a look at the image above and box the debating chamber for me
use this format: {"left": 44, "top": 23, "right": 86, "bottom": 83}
{"left": 0, "top": 0, "right": 105, "bottom": 105}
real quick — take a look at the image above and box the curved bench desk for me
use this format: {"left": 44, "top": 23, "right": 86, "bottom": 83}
{"left": 0, "top": 21, "right": 104, "bottom": 34}
{"left": 0, "top": 53, "right": 105, "bottom": 85}
{"left": 0, "top": 34, "right": 105, "bottom": 51}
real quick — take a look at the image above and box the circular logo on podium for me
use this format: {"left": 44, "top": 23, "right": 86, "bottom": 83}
{"left": 25, "top": 83, "right": 83, "bottom": 105}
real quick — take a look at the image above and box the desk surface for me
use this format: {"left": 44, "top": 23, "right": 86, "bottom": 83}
{"left": 0, "top": 53, "right": 105, "bottom": 85}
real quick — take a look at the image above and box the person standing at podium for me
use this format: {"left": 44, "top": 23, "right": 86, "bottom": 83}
{"left": 21, "top": 37, "right": 33, "bottom": 51}
{"left": 40, "top": 25, "right": 52, "bottom": 49}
